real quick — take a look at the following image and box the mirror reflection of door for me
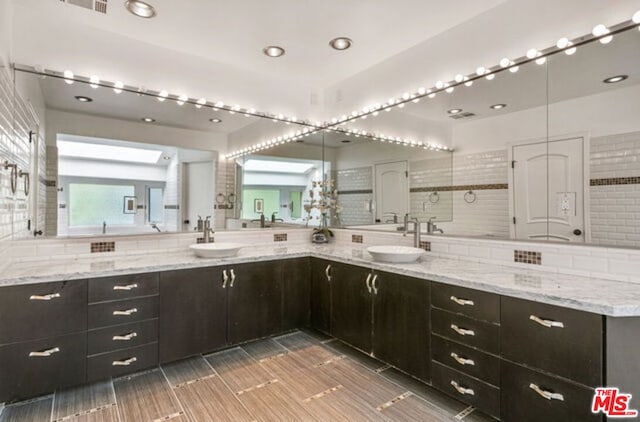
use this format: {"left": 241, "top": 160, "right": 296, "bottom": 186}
{"left": 512, "top": 137, "right": 585, "bottom": 242}
{"left": 375, "top": 161, "right": 408, "bottom": 222}
{"left": 290, "top": 191, "right": 302, "bottom": 219}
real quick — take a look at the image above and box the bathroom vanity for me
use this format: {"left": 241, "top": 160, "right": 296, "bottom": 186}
{"left": 1, "top": 245, "right": 639, "bottom": 421}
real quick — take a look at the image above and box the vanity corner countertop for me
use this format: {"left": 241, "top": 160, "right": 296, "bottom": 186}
{"left": 2, "top": 243, "right": 640, "bottom": 317}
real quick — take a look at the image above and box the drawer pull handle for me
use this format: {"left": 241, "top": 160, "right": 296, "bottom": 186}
{"left": 450, "top": 352, "right": 475, "bottom": 366}
{"left": 450, "top": 296, "right": 474, "bottom": 306}
{"left": 372, "top": 275, "right": 379, "bottom": 295}
{"left": 29, "top": 347, "right": 60, "bottom": 357}
{"left": 230, "top": 269, "right": 236, "bottom": 287}
{"left": 222, "top": 270, "right": 229, "bottom": 288}
{"left": 530, "top": 315, "right": 564, "bottom": 328}
{"left": 113, "top": 332, "right": 138, "bottom": 341}
{"left": 451, "top": 324, "right": 475, "bottom": 336}
{"left": 450, "top": 380, "right": 475, "bottom": 396}
{"left": 113, "top": 308, "right": 138, "bottom": 316}
{"left": 325, "top": 264, "right": 332, "bottom": 282}
{"left": 112, "top": 357, "right": 137, "bottom": 366}
{"left": 29, "top": 293, "right": 61, "bottom": 301}
{"left": 113, "top": 283, "right": 138, "bottom": 291}
{"left": 365, "top": 273, "right": 372, "bottom": 293}
{"left": 529, "top": 383, "right": 564, "bottom": 401}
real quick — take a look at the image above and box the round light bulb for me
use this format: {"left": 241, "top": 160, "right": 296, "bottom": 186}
{"left": 157, "top": 90, "right": 168, "bottom": 102}
{"left": 463, "top": 76, "right": 473, "bottom": 87}
{"left": 526, "top": 48, "right": 538, "bottom": 59}
{"left": 89, "top": 75, "right": 100, "bottom": 88}
{"left": 177, "top": 95, "right": 188, "bottom": 106}
{"left": 113, "top": 81, "right": 124, "bottom": 93}
{"left": 633, "top": 10, "right": 640, "bottom": 24}
{"left": 402, "top": 92, "right": 410, "bottom": 100}
{"left": 445, "top": 84, "right": 454, "bottom": 93}
{"left": 418, "top": 87, "right": 426, "bottom": 95}
{"left": 476, "top": 66, "right": 486, "bottom": 76}
{"left": 509, "top": 65, "right": 519, "bottom": 73}
{"left": 485, "top": 73, "right": 495, "bottom": 80}
{"left": 435, "top": 81, "right": 444, "bottom": 89}
{"left": 556, "top": 37, "right": 570, "bottom": 49}
{"left": 535, "top": 55, "right": 547, "bottom": 65}
{"left": 196, "top": 98, "right": 206, "bottom": 108}
{"left": 592, "top": 24, "right": 612, "bottom": 44}
{"left": 454, "top": 74, "right": 464, "bottom": 83}
{"left": 63, "top": 70, "right": 74, "bottom": 84}
{"left": 499, "top": 58, "right": 510, "bottom": 68}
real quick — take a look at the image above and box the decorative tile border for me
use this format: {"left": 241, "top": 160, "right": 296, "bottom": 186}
{"left": 44, "top": 179, "right": 57, "bottom": 187}
{"left": 90, "top": 241, "right": 115, "bottom": 253}
{"left": 419, "top": 241, "right": 431, "bottom": 251}
{"left": 514, "top": 250, "right": 542, "bottom": 265}
{"left": 338, "top": 189, "right": 373, "bottom": 195}
{"left": 410, "top": 184, "right": 508, "bottom": 193}
{"left": 164, "top": 205, "right": 179, "bottom": 210}
{"left": 352, "top": 234, "right": 364, "bottom": 243}
{"left": 590, "top": 177, "right": 640, "bottom": 186}
{"left": 273, "top": 233, "right": 288, "bottom": 242}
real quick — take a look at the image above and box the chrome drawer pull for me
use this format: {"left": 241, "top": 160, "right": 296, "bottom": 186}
{"left": 450, "top": 296, "right": 474, "bottom": 306}
{"left": 529, "top": 383, "right": 564, "bottom": 401}
{"left": 372, "top": 275, "right": 379, "bottom": 295}
{"left": 451, "top": 324, "right": 475, "bottom": 336}
{"left": 113, "top": 308, "right": 138, "bottom": 316}
{"left": 29, "top": 347, "right": 60, "bottom": 357}
{"left": 451, "top": 380, "right": 475, "bottom": 396}
{"left": 530, "top": 315, "right": 564, "bottom": 328}
{"left": 222, "top": 270, "right": 229, "bottom": 288}
{"left": 365, "top": 273, "right": 372, "bottom": 293}
{"left": 112, "top": 357, "right": 137, "bottom": 366}
{"left": 29, "top": 293, "right": 61, "bottom": 301}
{"left": 113, "top": 332, "right": 138, "bottom": 341}
{"left": 230, "top": 269, "right": 236, "bottom": 287}
{"left": 325, "top": 264, "right": 332, "bottom": 282}
{"left": 451, "top": 352, "right": 475, "bottom": 366}
{"left": 113, "top": 283, "right": 138, "bottom": 291}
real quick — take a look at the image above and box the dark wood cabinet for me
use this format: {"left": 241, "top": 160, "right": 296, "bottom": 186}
{"left": 0, "top": 279, "right": 87, "bottom": 345}
{"left": 227, "top": 261, "right": 282, "bottom": 344}
{"left": 159, "top": 267, "right": 227, "bottom": 363}
{"left": 373, "top": 271, "right": 430, "bottom": 382}
{"left": 0, "top": 332, "right": 87, "bottom": 402}
{"left": 281, "top": 258, "right": 310, "bottom": 331}
{"left": 330, "top": 262, "right": 373, "bottom": 352}
{"left": 501, "top": 360, "right": 599, "bottom": 422}
{"left": 501, "top": 296, "right": 603, "bottom": 387}
{"left": 310, "top": 258, "right": 332, "bottom": 334}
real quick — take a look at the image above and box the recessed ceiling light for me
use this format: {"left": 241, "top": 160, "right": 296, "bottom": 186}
{"left": 209, "top": 118, "right": 222, "bottom": 123}
{"left": 603, "top": 75, "right": 628, "bottom": 84}
{"left": 329, "top": 37, "right": 353, "bottom": 51}
{"left": 490, "top": 103, "right": 507, "bottom": 110}
{"left": 125, "top": 0, "right": 157, "bottom": 18}
{"left": 75, "top": 96, "right": 92, "bottom": 103}
{"left": 263, "top": 46, "right": 285, "bottom": 57}
{"left": 447, "top": 108, "right": 463, "bottom": 114}
{"left": 162, "top": 156, "right": 171, "bottom": 161}
{"left": 141, "top": 117, "right": 155, "bottom": 123}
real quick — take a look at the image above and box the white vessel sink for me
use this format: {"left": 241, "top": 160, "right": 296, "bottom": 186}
{"left": 189, "top": 243, "right": 245, "bottom": 258}
{"left": 367, "top": 245, "right": 425, "bottom": 263}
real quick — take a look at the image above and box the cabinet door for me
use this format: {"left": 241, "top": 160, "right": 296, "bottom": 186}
{"left": 159, "top": 267, "right": 227, "bottom": 363}
{"left": 331, "top": 263, "right": 373, "bottom": 352}
{"left": 281, "top": 258, "right": 310, "bottom": 331}
{"left": 228, "top": 261, "right": 282, "bottom": 344}
{"left": 310, "top": 258, "right": 332, "bottom": 334}
{"left": 373, "top": 272, "right": 430, "bottom": 382}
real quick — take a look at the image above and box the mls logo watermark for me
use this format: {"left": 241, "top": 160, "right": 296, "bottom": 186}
{"left": 592, "top": 388, "right": 638, "bottom": 418}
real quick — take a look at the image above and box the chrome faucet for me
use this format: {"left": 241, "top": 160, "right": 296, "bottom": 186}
{"left": 403, "top": 219, "right": 422, "bottom": 247}
{"left": 271, "top": 212, "right": 284, "bottom": 223}
{"left": 251, "top": 213, "right": 267, "bottom": 228}
{"left": 151, "top": 223, "right": 162, "bottom": 232}
{"left": 203, "top": 217, "right": 214, "bottom": 243}
{"left": 427, "top": 216, "right": 444, "bottom": 234}
{"left": 102, "top": 221, "right": 106, "bottom": 234}
{"left": 383, "top": 212, "right": 399, "bottom": 224}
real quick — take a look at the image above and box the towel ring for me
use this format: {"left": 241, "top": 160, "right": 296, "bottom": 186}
{"left": 429, "top": 191, "right": 440, "bottom": 203}
{"left": 464, "top": 190, "right": 477, "bottom": 204}
{"left": 19, "top": 170, "right": 30, "bottom": 196}
{"left": 216, "top": 193, "right": 227, "bottom": 204}
{"left": 227, "top": 193, "right": 236, "bottom": 204}
{"left": 3, "top": 161, "right": 18, "bottom": 195}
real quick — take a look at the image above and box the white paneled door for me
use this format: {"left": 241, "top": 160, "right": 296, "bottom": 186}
{"left": 512, "top": 137, "right": 585, "bottom": 242}
{"left": 375, "top": 161, "right": 408, "bottom": 223}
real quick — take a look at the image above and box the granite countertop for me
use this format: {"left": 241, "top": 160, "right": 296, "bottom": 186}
{"left": 2, "top": 244, "right": 640, "bottom": 317}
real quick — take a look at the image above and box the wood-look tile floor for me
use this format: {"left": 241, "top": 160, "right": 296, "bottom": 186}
{"left": 0, "top": 330, "right": 495, "bottom": 422}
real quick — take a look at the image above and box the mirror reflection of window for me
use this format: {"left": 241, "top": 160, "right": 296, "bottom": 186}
{"left": 147, "top": 187, "right": 164, "bottom": 223}
{"left": 242, "top": 189, "right": 280, "bottom": 219}
{"left": 68, "top": 183, "right": 135, "bottom": 227}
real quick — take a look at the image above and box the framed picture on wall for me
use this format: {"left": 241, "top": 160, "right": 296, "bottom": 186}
{"left": 123, "top": 196, "right": 137, "bottom": 214}
{"left": 254, "top": 198, "right": 264, "bottom": 213}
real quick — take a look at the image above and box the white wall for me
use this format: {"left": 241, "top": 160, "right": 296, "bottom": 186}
{"left": 185, "top": 161, "right": 214, "bottom": 232}
{"left": 58, "top": 158, "right": 167, "bottom": 182}
{"left": 0, "top": 0, "right": 12, "bottom": 67}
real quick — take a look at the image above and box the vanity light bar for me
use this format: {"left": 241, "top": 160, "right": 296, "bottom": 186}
{"left": 325, "top": 14, "right": 640, "bottom": 127}
{"left": 327, "top": 126, "right": 453, "bottom": 152}
{"left": 12, "top": 65, "right": 316, "bottom": 129}
{"left": 223, "top": 126, "right": 325, "bottom": 160}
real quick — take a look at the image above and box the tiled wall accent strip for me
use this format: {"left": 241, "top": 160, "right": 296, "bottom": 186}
{"left": 419, "top": 241, "right": 431, "bottom": 251}
{"left": 164, "top": 205, "right": 179, "bottom": 210}
{"left": 590, "top": 177, "right": 640, "bottom": 186}
{"left": 513, "top": 250, "right": 542, "bottom": 265}
{"left": 273, "top": 233, "right": 288, "bottom": 242}
{"left": 352, "top": 234, "right": 363, "bottom": 243}
{"left": 338, "top": 189, "right": 374, "bottom": 195}
{"left": 90, "top": 242, "right": 116, "bottom": 253}
{"left": 410, "top": 184, "right": 508, "bottom": 193}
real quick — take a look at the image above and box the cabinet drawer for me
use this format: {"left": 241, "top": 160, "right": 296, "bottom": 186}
{"left": 501, "top": 360, "right": 599, "bottom": 422}
{"left": 0, "top": 280, "right": 87, "bottom": 345}
{"left": 89, "top": 273, "right": 158, "bottom": 303}
{"left": 89, "top": 296, "right": 158, "bottom": 329}
{"left": 431, "top": 308, "right": 499, "bottom": 354}
{"left": 432, "top": 283, "right": 500, "bottom": 323}
{"left": 432, "top": 361, "right": 500, "bottom": 419}
{"left": 87, "top": 342, "right": 158, "bottom": 382}
{"left": 501, "top": 296, "right": 602, "bottom": 387}
{"left": 0, "top": 332, "right": 87, "bottom": 402}
{"left": 88, "top": 319, "right": 158, "bottom": 355}
{"left": 431, "top": 335, "right": 500, "bottom": 387}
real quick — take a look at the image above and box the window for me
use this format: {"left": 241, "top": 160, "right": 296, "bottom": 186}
{"left": 148, "top": 187, "right": 164, "bottom": 223}
{"left": 68, "top": 183, "right": 135, "bottom": 226}
{"left": 242, "top": 189, "right": 280, "bottom": 219}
